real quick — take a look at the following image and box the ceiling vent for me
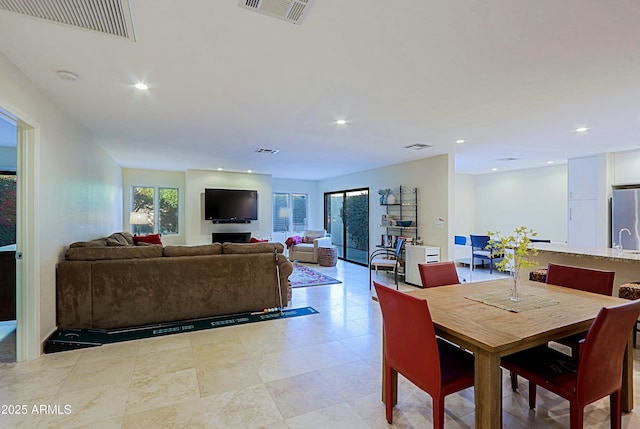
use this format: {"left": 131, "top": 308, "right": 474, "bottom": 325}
{"left": 255, "top": 148, "right": 280, "bottom": 154}
{"left": 404, "top": 143, "right": 432, "bottom": 150}
{"left": 238, "top": 0, "right": 314, "bottom": 25}
{"left": 0, "top": 0, "right": 136, "bottom": 41}
{"left": 496, "top": 157, "right": 518, "bottom": 162}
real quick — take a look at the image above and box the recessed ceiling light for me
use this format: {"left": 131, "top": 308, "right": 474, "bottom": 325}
{"left": 57, "top": 70, "right": 79, "bottom": 82}
{"left": 575, "top": 126, "right": 589, "bottom": 133}
{"left": 217, "top": 167, "right": 223, "bottom": 171}
{"left": 491, "top": 168, "right": 498, "bottom": 172}
{"left": 455, "top": 139, "right": 465, "bottom": 144}
{"left": 247, "top": 169, "right": 253, "bottom": 173}
{"left": 546, "top": 161, "right": 554, "bottom": 165}
{"left": 335, "top": 119, "right": 347, "bottom": 125}
{"left": 134, "top": 82, "right": 148, "bottom": 90}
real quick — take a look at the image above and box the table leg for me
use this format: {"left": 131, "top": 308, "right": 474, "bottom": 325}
{"left": 622, "top": 333, "right": 634, "bottom": 412}
{"left": 474, "top": 349, "right": 502, "bottom": 428}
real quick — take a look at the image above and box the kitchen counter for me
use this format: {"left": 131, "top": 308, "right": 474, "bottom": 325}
{"left": 529, "top": 242, "right": 640, "bottom": 295}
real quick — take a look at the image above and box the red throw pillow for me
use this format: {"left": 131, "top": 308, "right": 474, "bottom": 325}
{"left": 250, "top": 237, "right": 268, "bottom": 243}
{"left": 133, "top": 234, "right": 163, "bottom": 245}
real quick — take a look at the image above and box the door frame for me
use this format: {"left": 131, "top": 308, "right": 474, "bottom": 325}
{"left": 324, "top": 187, "right": 369, "bottom": 266}
{"left": 1, "top": 103, "right": 40, "bottom": 361}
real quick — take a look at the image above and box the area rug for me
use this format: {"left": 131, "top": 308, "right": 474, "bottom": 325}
{"left": 290, "top": 263, "right": 342, "bottom": 288}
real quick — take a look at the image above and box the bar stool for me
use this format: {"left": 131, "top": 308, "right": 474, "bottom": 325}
{"left": 529, "top": 268, "right": 548, "bottom": 283}
{"left": 618, "top": 282, "right": 640, "bottom": 347}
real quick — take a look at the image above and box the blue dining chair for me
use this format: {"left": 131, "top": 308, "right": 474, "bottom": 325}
{"left": 469, "top": 234, "right": 502, "bottom": 273}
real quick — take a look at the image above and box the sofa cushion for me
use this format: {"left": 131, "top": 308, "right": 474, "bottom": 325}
{"left": 164, "top": 243, "right": 222, "bottom": 257}
{"left": 133, "top": 234, "right": 163, "bottom": 246}
{"left": 69, "top": 238, "right": 109, "bottom": 248}
{"left": 65, "top": 245, "right": 164, "bottom": 261}
{"left": 303, "top": 230, "right": 326, "bottom": 243}
{"left": 223, "top": 242, "right": 284, "bottom": 254}
{"left": 109, "top": 231, "right": 135, "bottom": 246}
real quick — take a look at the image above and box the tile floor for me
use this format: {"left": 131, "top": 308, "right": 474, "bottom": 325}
{"left": 0, "top": 261, "right": 639, "bottom": 428}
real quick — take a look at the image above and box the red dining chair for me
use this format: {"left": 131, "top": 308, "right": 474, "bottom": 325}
{"left": 418, "top": 261, "right": 460, "bottom": 288}
{"left": 374, "top": 281, "right": 474, "bottom": 428}
{"left": 502, "top": 299, "right": 640, "bottom": 428}
{"left": 547, "top": 263, "right": 615, "bottom": 354}
{"left": 511, "top": 263, "right": 616, "bottom": 392}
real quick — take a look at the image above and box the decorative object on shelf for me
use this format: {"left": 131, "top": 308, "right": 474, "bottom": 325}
{"left": 386, "top": 193, "right": 396, "bottom": 204}
{"left": 378, "top": 188, "right": 391, "bottom": 204}
{"left": 396, "top": 220, "right": 412, "bottom": 227}
{"left": 415, "top": 236, "right": 423, "bottom": 245}
{"left": 488, "top": 226, "right": 539, "bottom": 302}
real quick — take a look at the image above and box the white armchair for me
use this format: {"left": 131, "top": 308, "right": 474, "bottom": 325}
{"left": 289, "top": 230, "right": 332, "bottom": 263}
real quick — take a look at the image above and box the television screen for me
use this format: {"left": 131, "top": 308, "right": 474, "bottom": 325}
{"left": 204, "top": 188, "right": 258, "bottom": 221}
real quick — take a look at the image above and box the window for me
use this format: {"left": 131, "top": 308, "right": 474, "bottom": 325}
{"left": 132, "top": 186, "right": 179, "bottom": 235}
{"left": 273, "top": 192, "right": 307, "bottom": 233}
{"left": 0, "top": 172, "right": 16, "bottom": 247}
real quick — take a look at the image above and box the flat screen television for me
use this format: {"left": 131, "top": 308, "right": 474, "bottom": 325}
{"left": 204, "top": 188, "right": 258, "bottom": 222}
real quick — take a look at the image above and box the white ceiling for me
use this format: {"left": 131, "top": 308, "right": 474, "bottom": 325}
{"left": 0, "top": 0, "right": 639, "bottom": 179}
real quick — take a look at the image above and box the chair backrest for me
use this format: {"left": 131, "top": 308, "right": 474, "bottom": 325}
{"left": 374, "top": 281, "right": 441, "bottom": 392}
{"left": 454, "top": 235, "right": 467, "bottom": 245}
{"left": 393, "top": 237, "right": 406, "bottom": 258}
{"left": 418, "top": 261, "right": 460, "bottom": 288}
{"left": 469, "top": 234, "right": 490, "bottom": 250}
{"left": 546, "top": 263, "right": 615, "bottom": 296}
{"left": 577, "top": 299, "right": 640, "bottom": 404}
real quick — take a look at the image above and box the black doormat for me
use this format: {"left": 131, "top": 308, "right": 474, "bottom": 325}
{"left": 44, "top": 307, "right": 319, "bottom": 354}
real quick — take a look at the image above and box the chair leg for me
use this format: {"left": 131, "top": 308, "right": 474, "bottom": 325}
{"left": 433, "top": 395, "right": 446, "bottom": 429}
{"left": 528, "top": 382, "right": 537, "bottom": 409}
{"left": 384, "top": 363, "right": 395, "bottom": 424}
{"left": 510, "top": 371, "right": 518, "bottom": 391}
{"left": 611, "top": 390, "right": 622, "bottom": 429}
{"left": 569, "top": 402, "right": 584, "bottom": 429}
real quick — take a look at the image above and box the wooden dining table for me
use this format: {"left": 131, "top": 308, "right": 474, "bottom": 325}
{"left": 382, "top": 278, "right": 634, "bottom": 429}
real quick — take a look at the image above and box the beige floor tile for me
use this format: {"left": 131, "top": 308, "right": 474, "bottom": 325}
{"left": 60, "top": 357, "right": 136, "bottom": 393}
{"left": 125, "top": 368, "right": 199, "bottom": 415}
{"left": 37, "top": 382, "right": 129, "bottom": 429}
{"left": 76, "top": 341, "right": 140, "bottom": 364}
{"left": 132, "top": 346, "right": 194, "bottom": 379}
{"left": 137, "top": 333, "right": 192, "bottom": 355}
{"left": 265, "top": 371, "right": 343, "bottom": 419}
{"left": 318, "top": 360, "right": 380, "bottom": 401}
{"left": 285, "top": 402, "right": 369, "bottom": 429}
{"left": 122, "top": 399, "right": 206, "bottom": 429}
{"left": 297, "top": 340, "right": 360, "bottom": 371}
{"left": 192, "top": 337, "right": 250, "bottom": 366}
{"left": 195, "top": 356, "right": 263, "bottom": 397}
{"left": 254, "top": 348, "right": 316, "bottom": 383}
{"left": 201, "top": 383, "right": 284, "bottom": 429}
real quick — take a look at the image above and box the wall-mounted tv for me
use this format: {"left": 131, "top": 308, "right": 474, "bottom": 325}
{"left": 204, "top": 188, "right": 258, "bottom": 222}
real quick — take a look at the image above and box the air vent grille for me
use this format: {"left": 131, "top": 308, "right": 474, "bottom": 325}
{"left": 404, "top": 143, "right": 432, "bottom": 150}
{"left": 238, "top": 0, "right": 314, "bottom": 25}
{"left": 255, "top": 148, "right": 280, "bottom": 154}
{"left": 0, "top": 0, "right": 135, "bottom": 40}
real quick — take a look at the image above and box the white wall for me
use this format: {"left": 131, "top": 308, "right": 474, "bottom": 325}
{"left": 318, "top": 154, "right": 452, "bottom": 260}
{"left": 454, "top": 173, "right": 475, "bottom": 239}
{"left": 185, "top": 169, "right": 272, "bottom": 245}
{"left": 0, "top": 52, "right": 122, "bottom": 351}
{"left": 473, "top": 164, "right": 567, "bottom": 242}
{"left": 122, "top": 168, "right": 186, "bottom": 245}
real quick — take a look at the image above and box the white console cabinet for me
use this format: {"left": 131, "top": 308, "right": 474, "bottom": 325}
{"left": 405, "top": 244, "right": 440, "bottom": 286}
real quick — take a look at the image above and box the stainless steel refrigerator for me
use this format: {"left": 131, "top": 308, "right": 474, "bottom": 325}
{"left": 611, "top": 188, "right": 640, "bottom": 250}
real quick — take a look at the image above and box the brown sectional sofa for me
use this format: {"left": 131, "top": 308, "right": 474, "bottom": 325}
{"left": 56, "top": 233, "right": 293, "bottom": 330}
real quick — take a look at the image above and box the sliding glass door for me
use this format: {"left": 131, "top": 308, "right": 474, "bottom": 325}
{"left": 324, "top": 188, "right": 369, "bottom": 265}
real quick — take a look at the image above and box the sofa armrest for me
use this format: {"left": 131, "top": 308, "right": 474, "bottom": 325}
{"left": 314, "top": 236, "right": 332, "bottom": 248}
{"left": 313, "top": 236, "right": 333, "bottom": 260}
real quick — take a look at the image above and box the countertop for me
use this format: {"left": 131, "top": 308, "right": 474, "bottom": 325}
{"left": 532, "top": 242, "right": 640, "bottom": 263}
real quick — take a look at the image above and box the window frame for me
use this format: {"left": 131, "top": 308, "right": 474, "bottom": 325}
{"left": 131, "top": 185, "right": 179, "bottom": 235}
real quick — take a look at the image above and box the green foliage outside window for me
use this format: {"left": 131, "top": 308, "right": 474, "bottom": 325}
{"left": 0, "top": 174, "right": 16, "bottom": 247}
{"left": 343, "top": 192, "right": 368, "bottom": 251}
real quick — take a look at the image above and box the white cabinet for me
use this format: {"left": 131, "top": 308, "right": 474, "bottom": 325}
{"left": 568, "top": 199, "right": 599, "bottom": 248}
{"left": 405, "top": 244, "right": 440, "bottom": 286}
{"left": 568, "top": 156, "right": 599, "bottom": 200}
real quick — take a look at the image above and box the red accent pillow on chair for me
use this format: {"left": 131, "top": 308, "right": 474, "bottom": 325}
{"left": 133, "top": 234, "right": 162, "bottom": 245}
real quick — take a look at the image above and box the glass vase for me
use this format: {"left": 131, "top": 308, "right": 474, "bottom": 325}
{"left": 511, "top": 269, "right": 520, "bottom": 302}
